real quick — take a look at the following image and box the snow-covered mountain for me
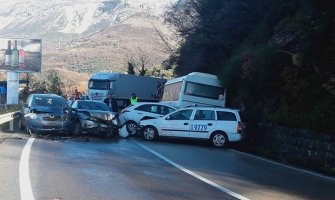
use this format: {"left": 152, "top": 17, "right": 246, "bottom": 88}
{"left": 0, "top": 0, "right": 176, "bottom": 38}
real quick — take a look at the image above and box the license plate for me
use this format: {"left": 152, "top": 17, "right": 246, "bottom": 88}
{"left": 44, "top": 121, "right": 57, "bottom": 126}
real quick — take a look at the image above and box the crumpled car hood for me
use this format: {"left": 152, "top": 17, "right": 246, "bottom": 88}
{"left": 77, "top": 109, "right": 117, "bottom": 122}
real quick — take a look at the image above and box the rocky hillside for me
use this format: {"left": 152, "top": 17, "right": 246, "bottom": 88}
{"left": 43, "top": 14, "right": 174, "bottom": 74}
{"left": 0, "top": 0, "right": 177, "bottom": 83}
{"left": 0, "top": 0, "right": 176, "bottom": 38}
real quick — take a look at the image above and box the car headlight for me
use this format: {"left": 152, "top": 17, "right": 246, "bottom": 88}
{"left": 112, "top": 119, "right": 118, "bottom": 125}
{"left": 30, "top": 113, "right": 37, "bottom": 119}
{"left": 108, "top": 113, "right": 115, "bottom": 121}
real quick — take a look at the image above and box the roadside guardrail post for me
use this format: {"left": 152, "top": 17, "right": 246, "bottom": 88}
{"left": 9, "top": 120, "right": 14, "bottom": 132}
{"left": 0, "top": 111, "right": 19, "bottom": 132}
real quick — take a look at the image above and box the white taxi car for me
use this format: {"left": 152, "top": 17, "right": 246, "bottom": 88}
{"left": 139, "top": 106, "right": 244, "bottom": 147}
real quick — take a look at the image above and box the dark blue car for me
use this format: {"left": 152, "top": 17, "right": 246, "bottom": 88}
{"left": 19, "top": 94, "right": 74, "bottom": 135}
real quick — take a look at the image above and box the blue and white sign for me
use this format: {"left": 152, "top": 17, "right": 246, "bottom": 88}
{"left": 6, "top": 71, "right": 19, "bottom": 105}
{"left": 0, "top": 38, "right": 42, "bottom": 72}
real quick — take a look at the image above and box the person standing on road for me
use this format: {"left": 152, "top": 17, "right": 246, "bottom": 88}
{"left": 130, "top": 93, "right": 138, "bottom": 105}
{"left": 0, "top": 84, "right": 6, "bottom": 104}
{"left": 73, "top": 89, "right": 80, "bottom": 100}
{"left": 104, "top": 92, "right": 118, "bottom": 112}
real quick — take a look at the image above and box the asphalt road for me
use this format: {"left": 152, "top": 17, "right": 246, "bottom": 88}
{"left": 0, "top": 131, "right": 334, "bottom": 200}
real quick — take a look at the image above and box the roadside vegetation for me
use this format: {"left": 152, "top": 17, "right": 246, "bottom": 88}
{"left": 165, "top": 0, "right": 335, "bottom": 134}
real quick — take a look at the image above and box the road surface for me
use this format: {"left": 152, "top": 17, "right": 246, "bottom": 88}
{"left": 0, "top": 132, "right": 334, "bottom": 200}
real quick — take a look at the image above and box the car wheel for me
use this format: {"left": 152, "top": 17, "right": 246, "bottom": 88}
{"left": 73, "top": 121, "right": 82, "bottom": 135}
{"left": 210, "top": 132, "right": 228, "bottom": 148}
{"left": 142, "top": 126, "right": 157, "bottom": 141}
{"left": 19, "top": 118, "right": 25, "bottom": 130}
{"left": 126, "top": 121, "right": 138, "bottom": 135}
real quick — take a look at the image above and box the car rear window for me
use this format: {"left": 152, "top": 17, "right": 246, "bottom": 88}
{"left": 216, "top": 111, "right": 237, "bottom": 121}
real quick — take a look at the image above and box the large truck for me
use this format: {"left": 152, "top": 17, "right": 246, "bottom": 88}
{"left": 160, "top": 72, "right": 226, "bottom": 108}
{"left": 88, "top": 72, "right": 166, "bottom": 109}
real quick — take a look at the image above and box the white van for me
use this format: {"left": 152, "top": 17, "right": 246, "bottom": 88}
{"left": 161, "top": 72, "right": 226, "bottom": 108}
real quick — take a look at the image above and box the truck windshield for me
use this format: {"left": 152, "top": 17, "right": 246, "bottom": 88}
{"left": 88, "top": 80, "right": 109, "bottom": 90}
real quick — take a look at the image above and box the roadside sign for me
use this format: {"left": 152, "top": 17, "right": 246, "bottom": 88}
{"left": 0, "top": 38, "right": 42, "bottom": 72}
{"left": 6, "top": 71, "right": 19, "bottom": 105}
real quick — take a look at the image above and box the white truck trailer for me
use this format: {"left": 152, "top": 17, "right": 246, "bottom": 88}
{"left": 88, "top": 72, "right": 166, "bottom": 109}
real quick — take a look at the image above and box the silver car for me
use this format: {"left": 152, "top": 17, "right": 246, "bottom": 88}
{"left": 71, "top": 100, "right": 118, "bottom": 136}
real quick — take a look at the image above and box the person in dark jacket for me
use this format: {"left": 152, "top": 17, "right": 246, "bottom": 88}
{"left": 104, "top": 93, "right": 118, "bottom": 112}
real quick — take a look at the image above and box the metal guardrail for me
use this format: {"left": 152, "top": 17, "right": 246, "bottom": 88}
{"left": 0, "top": 111, "right": 20, "bottom": 131}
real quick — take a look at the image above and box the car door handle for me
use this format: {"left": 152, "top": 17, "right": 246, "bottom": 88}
{"left": 208, "top": 123, "right": 213, "bottom": 126}
{"left": 184, "top": 123, "right": 188, "bottom": 125}
{"left": 137, "top": 113, "right": 143, "bottom": 114}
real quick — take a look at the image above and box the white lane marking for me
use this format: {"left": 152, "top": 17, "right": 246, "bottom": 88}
{"left": 229, "top": 149, "right": 335, "bottom": 182}
{"left": 19, "top": 138, "right": 35, "bottom": 200}
{"left": 133, "top": 141, "right": 249, "bottom": 200}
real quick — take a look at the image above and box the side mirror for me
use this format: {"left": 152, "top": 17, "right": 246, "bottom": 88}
{"left": 165, "top": 115, "right": 170, "bottom": 120}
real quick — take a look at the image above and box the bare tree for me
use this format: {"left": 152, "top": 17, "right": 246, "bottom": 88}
{"left": 126, "top": 54, "right": 137, "bottom": 74}
{"left": 137, "top": 51, "right": 149, "bottom": 76}
{"left": 127, "top": 61, "right": 136, "bottom": 75}
{"left": 153, "top": 25, "right": 176, "bottom": 55}
{"left": 165, "top": 0, "right": 200, "bottom": 38}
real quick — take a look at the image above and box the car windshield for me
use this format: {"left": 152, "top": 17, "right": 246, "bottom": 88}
{"left": 33, "top": 96, "right": 67, "bottom": 108}
{"left": 78, "top": 101, "right": 110, "bottom": 111}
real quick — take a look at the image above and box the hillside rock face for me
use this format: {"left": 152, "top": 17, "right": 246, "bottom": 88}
{"left": 0, "top": 0, "right": 177, "bottom": 75}
{"left": 0, "top": 0, "right": 176, "bottom": 37}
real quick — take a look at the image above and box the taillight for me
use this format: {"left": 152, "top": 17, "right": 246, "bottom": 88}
{"left": 121, "top": 110, "right": 130, "bottom": 114}
{"left": 237, "top": 121, "right": 242, "bottom": 133}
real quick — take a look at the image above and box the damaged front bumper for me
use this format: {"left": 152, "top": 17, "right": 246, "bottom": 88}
{"left": 80, "top": 117, "right": 119, "bottom": 135}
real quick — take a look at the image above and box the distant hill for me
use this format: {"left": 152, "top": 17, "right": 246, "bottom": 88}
{"left": 43, "top": 14, "right": 174, "bottom": 74}
{"left": 0, "top": 0, "right": 177, "bottom": 83}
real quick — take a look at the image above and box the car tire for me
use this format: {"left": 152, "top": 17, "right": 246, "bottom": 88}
{"left": 19, "top": 118, "right": 25, "bottom": 130}
{"left": 142, "top": 126, "right": 158, "bottom": 141}
{"left": 73, "top": 121, "right": 82, "bottom": 135}
{"left": 210, "top": 132, "right": 228, "bottom": 148}
{"left": 126, "top": 121, "right": 138, "bottom": 135}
